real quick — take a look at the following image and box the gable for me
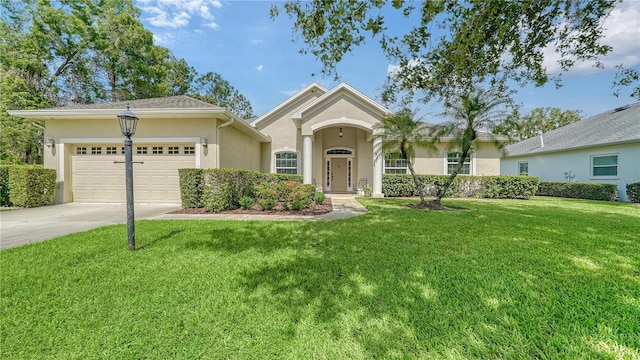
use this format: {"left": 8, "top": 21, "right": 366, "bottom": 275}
{"left": 251, "top": 83, "right": 328, "bottom": 130}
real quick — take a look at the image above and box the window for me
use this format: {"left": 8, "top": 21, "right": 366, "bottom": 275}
{"left": 76, "top": 147, "right": 87, "bottom": 155}
{"left": 106, "top": 146, "right": 117, "bottom": 155}
{"left": 168, "top": 146, "right": 180, "bottom": 154}
{"left": 136, "top": 146, "right": 148, "bottom": 154}
{"left": 121, "top": 147, "right": 125, "bottom": 154}
{"left": 592, "top": 154, "right": 618, "bottom": 177}
{"left": 152, "top": 146, "right": 163, "bottom": 154}
{"left": 519, "top": 162, "right": 528, "bottom": 175}
{"left": 384, "top": 154, "right": 408, "bottom": 174}
{"left": 91, "top": 147, "right": 102, "bottom": 155}
{"left": 275, "top": 152, "right": 297, "bottom": 174}
{"left": 447, "top": 152, "right": 471, "bottom": 175}
{"left": 184, "top": 146, "right": 195, "bottom": 155}
{"left": 327, "top": 149, "right": 353, "bottom": 155}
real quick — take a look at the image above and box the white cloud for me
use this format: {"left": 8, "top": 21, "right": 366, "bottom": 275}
{"left": 543, "top": 1, "right": 640, "bottom": 74}
{"left": 250, "top": 39, "right": 264, "bottom": 45}
{"left": 204, "top": 22, "right": 219, "bottom": 29}
{"left": 257, "top": 65, "right": 264, "bottom": 71}
{"left": 139, "top": 0, "right": 223, "bottom": 30}
{"left": 387, "top": 59, "right": 423, "bottom": 76}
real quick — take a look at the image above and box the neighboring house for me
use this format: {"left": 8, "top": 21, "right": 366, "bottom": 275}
{"left": 9, "top": 82, "right": 503, "bottom": 204}
{"left": 501, "top": 102, "right": 640, "bottom": 201}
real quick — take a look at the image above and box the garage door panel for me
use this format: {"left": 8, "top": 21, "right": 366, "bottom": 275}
{"left": 72, "top": 144, "right": 194, "bottom": 203}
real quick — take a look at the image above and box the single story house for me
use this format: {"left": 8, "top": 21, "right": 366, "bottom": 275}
{"left": 501, "top": 102, "right": 640, "bottom": 201}
{"left": 9, "top": 82, "right": 503, "bottom": 204}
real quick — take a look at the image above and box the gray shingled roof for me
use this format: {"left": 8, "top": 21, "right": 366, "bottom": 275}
{"left": 46, "top": 95, "right": 220, "bottom": 110}
{"left": 504, "top": 102, "right": 640, "bottom": 157}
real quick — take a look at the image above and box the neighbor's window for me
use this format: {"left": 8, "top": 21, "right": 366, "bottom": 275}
{"left": 592, "top": 154, "right": 618, "bottom": 177}
{"left": 519, "top": 162, "right": 529, "bottom": 175}
{"left": 275, "top": 152, "right": 297, "bottom": 174}
{"left": 447, "top": 152, "right": 471, "bottom": 175}
{"left": 384, "top": 154, "right": 408, "bottom": 174}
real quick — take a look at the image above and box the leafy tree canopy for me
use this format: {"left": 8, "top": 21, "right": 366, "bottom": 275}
{"left": 495, "top": 107, "right": 583, "bottom": 143}
{"left": 272, "top": 0, "right": 639, "bottom": 104}
{"left": 190, "top": 72, "right": 255, "bottom": 119}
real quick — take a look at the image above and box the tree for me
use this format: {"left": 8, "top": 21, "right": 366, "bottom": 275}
{"left": 374, "top": 108, "right": 434, "bottom": 206}
{"left": 495, "top": 107, "right": 583, "bottom": 143}
{"left": 272, "top": 1, "right": 639, "bottom": 103}
{"left": 431, "top": 88, "right": 508, "bottom": 207}
{"left": 190, "top": 72, "right": 254, "bottom": 119}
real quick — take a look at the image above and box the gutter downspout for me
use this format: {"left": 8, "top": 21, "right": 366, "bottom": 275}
{"left": 215, "top": 117, "right": 235, "bottom": 168}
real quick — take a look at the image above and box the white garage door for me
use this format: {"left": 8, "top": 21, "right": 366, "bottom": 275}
{"left": 71, "top": 144, "right": 195, "bottom": 203}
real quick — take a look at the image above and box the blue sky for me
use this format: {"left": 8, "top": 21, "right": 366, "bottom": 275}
{"left": 136, "top": 0, "right": 640, "bottom": 119}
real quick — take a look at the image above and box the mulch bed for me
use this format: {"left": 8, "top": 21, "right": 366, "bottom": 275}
{"left": 169, "top": 197, "right": 333, "bottom": 216}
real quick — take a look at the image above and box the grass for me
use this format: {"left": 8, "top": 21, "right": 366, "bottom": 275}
{"left": 1, "top": 197, "right": 639, "bottom": 359}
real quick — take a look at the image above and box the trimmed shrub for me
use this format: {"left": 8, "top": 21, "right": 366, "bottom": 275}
{"left": 0, "top": 165, "right": 13, "bottom": 206}
{"left": 8, "top": 166, "right": 56, "bottom": 207}
{"left": 536, "top": 181, "right": 618, "bottom": 201}
{"left": 482, "top": 176, "right": 540, "bottom": 199}
{"left": 178, "top": 168, "right": 204, "bottom": 208}
{"left": 382, "top": 174, "right": 539, "bottom": 200}
{"left": 259, "top": 198, "right": 275, "bottom": 211}
{"left": 202, "top": 180, "right": 233, "bottom": 213}
{"left": 627, "top": 182, "right": 640, "bottom": 203}
{"left": 315, "top": 192, "right": 326, "bottom": 205}
{"left": 239, "top": 196, "right": 254, "bottom": 210}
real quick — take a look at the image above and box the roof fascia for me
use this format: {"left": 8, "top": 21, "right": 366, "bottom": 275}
{"left": 503, "top": 139, "right": 640, "bottom": 158}
{"left": 250, "top": 82, "right": 329, "bottom": 127}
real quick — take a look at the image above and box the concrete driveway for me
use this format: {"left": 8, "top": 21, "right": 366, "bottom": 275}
{"left": 0, "top": 203, "right": 180, "bottom": 250}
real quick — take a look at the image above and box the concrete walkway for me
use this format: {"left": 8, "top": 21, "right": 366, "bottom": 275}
{"left": 0, "top": 196, "right": 367, "bottom": 250}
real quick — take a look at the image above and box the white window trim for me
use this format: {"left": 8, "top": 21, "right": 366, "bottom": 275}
{"left": 590, "top": 153, "right": 619, "bottom": 180}
{"left": 444, "top": 151, "right": 474, "bottom": 175}
{"left": 518, "top": 161, "right": 529, "bottom": 175}
{"left": 272, "top": 148, "right": 300, "bottom": 174}
{"left": 383, "top": 153, "right": 409, "bottom": 174}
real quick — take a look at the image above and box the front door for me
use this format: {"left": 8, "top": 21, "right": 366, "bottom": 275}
{"left": 331, "top": 158, "right": 348, "bottom": 192}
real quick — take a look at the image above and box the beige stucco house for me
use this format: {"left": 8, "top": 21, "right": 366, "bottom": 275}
{"left": 9, "top": 82, "right": 502, "bottom": 204}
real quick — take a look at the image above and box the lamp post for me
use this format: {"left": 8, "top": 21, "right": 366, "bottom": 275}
{"left": 117, "top": 105, "right": 138, "bottom": 251}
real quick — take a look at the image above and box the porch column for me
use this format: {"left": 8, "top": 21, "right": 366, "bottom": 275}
{"left": 303, "top": 135, "right": 313, "bottom": 184}
{"left": 372, "top": 136, "right": 383, "bottom": 197}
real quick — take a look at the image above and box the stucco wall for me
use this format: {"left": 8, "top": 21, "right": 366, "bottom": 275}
{"left": 411, "top": 142, "right": 501, "bottom": 175}
{"left": 219, "top": 125, "right": 261, "bottom": 171}
{"left": 501, "top": 142, "right": 640, "bottom": 201}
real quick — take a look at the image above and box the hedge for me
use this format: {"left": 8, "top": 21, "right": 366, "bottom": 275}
{"left": 179, "top": 168, "right": 305, "bottom": 212}
{"left": 627, "top": 182, "right": 640, "bottom": 203}
{"left": 536, "top": 181, "right": 618, "bottom": 201}
{"left": 6, "top": 165, "right": 56, "bottom": 207}
{"left": 382, "top": 174, "right": 539, "bottom": 199}
{"left": 0, "top": 165, "right": 12, "bottom": 206}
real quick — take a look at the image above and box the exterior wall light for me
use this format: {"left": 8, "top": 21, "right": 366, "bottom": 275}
{"left": 45, "top": 137, "right": 54, "bottom": 148}
{"left": 200, "top": 136, "right": 208, "bottom": 147}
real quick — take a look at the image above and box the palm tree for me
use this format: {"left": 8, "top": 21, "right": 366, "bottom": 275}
{"left": 431, "top": 88, "right": 508, "bottom": 206}
{"left": 374, "top": 108, "right": 435, "bottom": 207}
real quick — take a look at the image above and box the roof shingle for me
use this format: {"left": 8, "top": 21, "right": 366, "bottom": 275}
{"left": 504, "top": 102, "right": 640, "bottom": 157}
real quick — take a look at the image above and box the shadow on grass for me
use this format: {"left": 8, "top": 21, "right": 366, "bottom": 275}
{"left": 201, "top": 199, "right": 640, "bottom": 358}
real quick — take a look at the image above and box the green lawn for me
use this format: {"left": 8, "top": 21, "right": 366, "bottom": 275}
{"left": 1, "top": 197, "right": 639, "bottom": 359}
